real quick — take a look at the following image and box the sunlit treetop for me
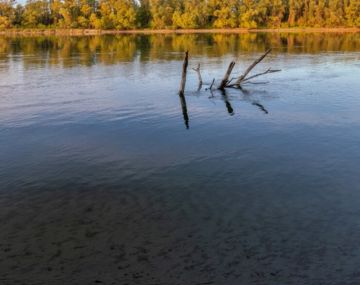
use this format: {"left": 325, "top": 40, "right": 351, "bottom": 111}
{"left": 0, "top": 0, "right": 359, "bottom": 29}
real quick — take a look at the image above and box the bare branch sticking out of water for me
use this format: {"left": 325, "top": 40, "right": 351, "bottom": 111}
{"left": 206, "top": 78, "right": 216, "bottom": 97}
{"left": 235, "top": 49, "right": 272, "bottom": 84}
{"left": 179, "top": 51, "right": 189, "bottom": 96}
{"left": 218, "top": 61, "right": 235, "bottom": 90}
{"left": 178, "top": 51, "right": 190, "bottom": 129}
{"left": 242, "top": 81, "right": 270, "bottom": 85}
{"left": 192, "top": 63, "right": 203, "bottom": 91}
{"left": 205, "top": 78, "right": 216, "bottom": 91}
{"left": 209, "top": 78, "right": 215, "bottom": 90}
{"left": 241, "top": 68, "right": 281, "bottom": 83}
{"left": 177, "top": 50, "right": 279, "bottom": 104}
{"left": 224, "top": 49, "right": 280, "bottom": 88}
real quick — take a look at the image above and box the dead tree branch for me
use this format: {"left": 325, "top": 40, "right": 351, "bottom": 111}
{"left": 235, "top": 48, "right": 272, "bottom": 85}
{"left": 192, "top": 63, "right": 203, "bottom": 90}
{"left": 218, "top": 61, "right": 235, "bottom": 90}
{"left": 179, "top": 51, "right": 189, "bottom": 96}
{"left": 209, "top": 78, "right": 215, "bottom": 90}
{"left": 241, "top": 68, "right": 281, "bottom": 83}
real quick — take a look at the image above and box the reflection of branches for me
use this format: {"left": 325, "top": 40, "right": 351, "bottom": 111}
{"left": 237, "top": 86, "right": 270, "bottom": 114}
{"left": 179, "top": 93, "right": 189, "bottom": 129}
{"left": 208, "top": 86, "right": 270, "bottom": 115}
{"left": 238, "top": 85, "right": 250, "bottom": 95}
{"left": 179, "top": 51, "right": 188, "bottom": 96}
{"left": 252, "top": 102, "right": 268, "bottom": 114}
{"left": 220, "top": 90, "right": 234, "bottom": 116}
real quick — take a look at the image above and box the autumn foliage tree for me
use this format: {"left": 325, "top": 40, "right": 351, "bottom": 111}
{"left": 0, "top": 0, "right": 359, "bottom": 29}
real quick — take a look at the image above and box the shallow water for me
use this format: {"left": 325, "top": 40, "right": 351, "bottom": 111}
{"left": 1, "top": 33, "right": 360, "bottom": 284}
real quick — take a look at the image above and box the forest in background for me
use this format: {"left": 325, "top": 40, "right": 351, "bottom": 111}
{"left": 0, "top": 0, "right": 359, "bottom": 30}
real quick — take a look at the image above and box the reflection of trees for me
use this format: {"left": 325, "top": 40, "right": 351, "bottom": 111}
{"left": 0, "top": 33, "right": 359, "bottom": 69}
{"left": 0, "top": 37, "right": 10, "bottom": 60}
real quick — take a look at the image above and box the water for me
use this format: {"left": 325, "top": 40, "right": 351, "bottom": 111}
{"left": 0, "top": 33, "right": 360, "bottom": 283}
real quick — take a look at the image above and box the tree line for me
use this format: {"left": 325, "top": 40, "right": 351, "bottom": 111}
{"left": 0, "top": 0, "right": 359, "bottom": 30}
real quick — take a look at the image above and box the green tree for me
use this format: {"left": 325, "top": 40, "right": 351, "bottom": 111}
{"left": 13, "top": 4, "right": 24, "bottom": 26}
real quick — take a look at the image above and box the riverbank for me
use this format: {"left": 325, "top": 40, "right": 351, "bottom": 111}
{"left": 0, "top": 27, "right": 359, "bottom": 36}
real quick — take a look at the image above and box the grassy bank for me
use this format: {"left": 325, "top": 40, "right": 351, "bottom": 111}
{"left": 0, "top": 27, "right": 359, "bottom": 36}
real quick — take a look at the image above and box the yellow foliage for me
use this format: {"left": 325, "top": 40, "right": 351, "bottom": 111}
{"left": 0, "top": 15, "right": 11, "bottom": 29}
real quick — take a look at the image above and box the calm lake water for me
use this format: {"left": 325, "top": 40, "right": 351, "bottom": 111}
{"left": 1, "top": 33, "right": 360, "bottom": 284}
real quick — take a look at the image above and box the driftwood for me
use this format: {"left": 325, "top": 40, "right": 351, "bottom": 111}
{"left": 235, "top": 49, "right": 272, "bottom": 84}
{"left": 178, "top": 49, "right": 279, "bottom": 94}
{"left": 176, "top": 50, "right": 280, "bottom": 123}
{"left": 241, "top": 68, "right": 281, "bottom": 83}
{"left": 205, "top": 78, "right": 215, "bottom": 91}
{"left": 192, "top": 63, "right": 203, "bottom": 90}
{"left": 227, "top": 49, "right": 280, "bottom": 88}
{"left": 218, "top": 61, "right": 235, "bottom": 90}
{"left": 179, "top": 51, "right": 189, "bottom": 96}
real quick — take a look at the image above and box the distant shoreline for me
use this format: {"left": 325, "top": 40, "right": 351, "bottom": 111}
{"left": 0, "top": 27, "right": 359, "bottom": 36}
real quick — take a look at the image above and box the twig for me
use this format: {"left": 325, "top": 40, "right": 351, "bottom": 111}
{"left": 242, "top": 81, "right": 270, "bottom": 85}
{"left": 218, "top": 61, "right": 235, "bottom": 90}
{"left": 192, "top": 63, "right": 203, "bottom": 90}
{"left": 241, "top": 68, "right": 281, "bottom": 83}
{"left": 209, "top": 78, "right": 215, "bottom": 90}
{"left": 227, "top": 77, "right": 237, "bottom": 85}
{"left": 179, "top": 51, "right": 189, "bottom": 96}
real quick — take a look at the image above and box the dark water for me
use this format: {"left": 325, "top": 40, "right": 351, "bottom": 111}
{"left": 1, "top": 33, "right": 360, "bottom": 284}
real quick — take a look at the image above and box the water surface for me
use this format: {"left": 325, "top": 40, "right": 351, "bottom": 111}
{"left": 1, "top": 33, "right": 360, "bottom": 284}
